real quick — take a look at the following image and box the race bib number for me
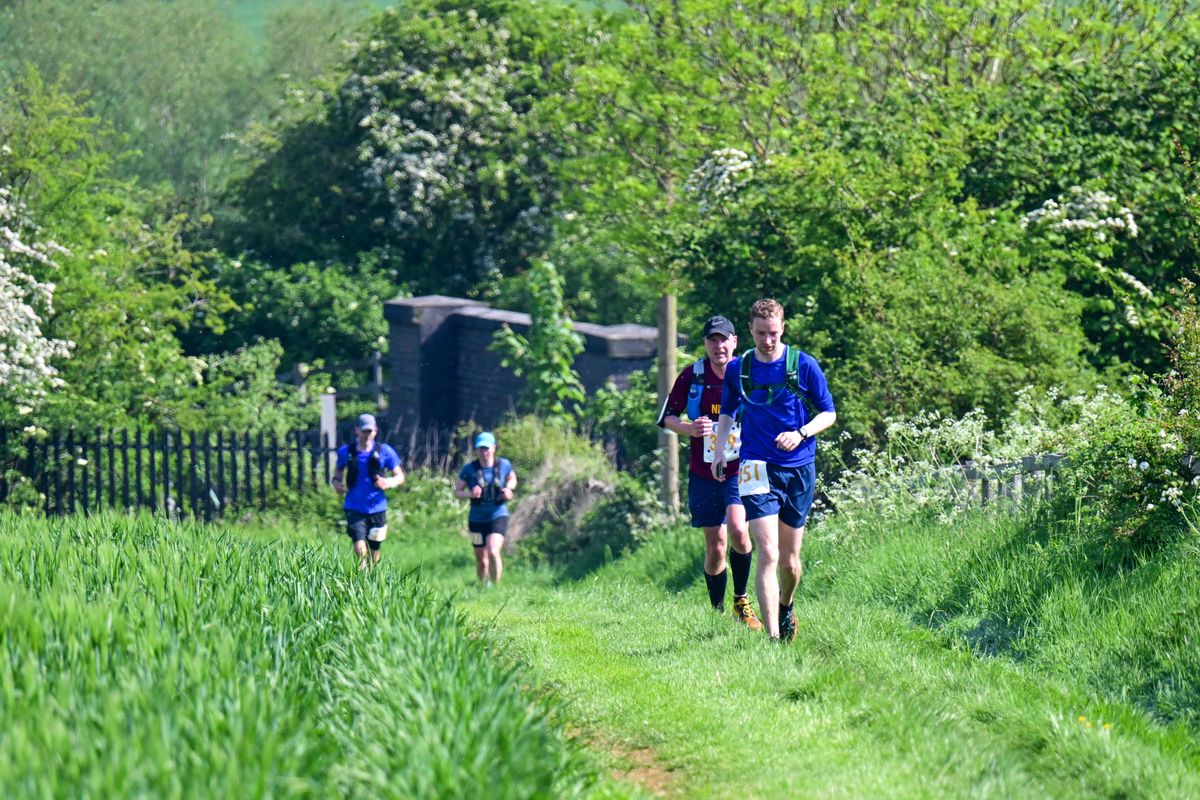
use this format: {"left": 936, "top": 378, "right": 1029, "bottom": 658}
{"left": 703, "top": 423, "right": 742, "bottom": 463}
{"left": 469, "top": 531, "right": 484, "bottom": 547}
{"left": 738, "top": 460, "right": 770, "bottom": 497}
{"left": 367, "top": 525, "right": 388, "bottom": 543}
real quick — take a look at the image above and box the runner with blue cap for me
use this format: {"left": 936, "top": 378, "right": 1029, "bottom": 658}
{"left": 454, "top": 431, "right": 518, "bottom": 586}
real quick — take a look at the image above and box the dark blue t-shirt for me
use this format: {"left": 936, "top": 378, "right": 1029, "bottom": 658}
{"left": 336, "top": 442, "right": 402, "bottom": 514}
{"left": 720, "top": 347, "right": 835, "bottom": 467}
{"left": 459, "top": 458, "right": 514, "bottom": 523}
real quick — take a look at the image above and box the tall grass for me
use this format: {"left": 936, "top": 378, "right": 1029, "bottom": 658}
{"left": 807, "top": 505, "right": 1200, "bottom": 733}
{"left": 0, "top": 511, "right": 600, "bottom": 797}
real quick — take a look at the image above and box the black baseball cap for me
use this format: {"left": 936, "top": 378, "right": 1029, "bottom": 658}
{"left": 702, "top": 315, "right": 736, "bottom": 338}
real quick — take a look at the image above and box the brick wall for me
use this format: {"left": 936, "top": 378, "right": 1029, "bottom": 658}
{"left": 384, "top": 295, "right": 663, "bottom": 442}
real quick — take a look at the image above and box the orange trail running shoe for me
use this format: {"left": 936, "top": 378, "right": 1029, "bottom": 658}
{"left": 732, "top": 595, "right": 763, "bottom": 631}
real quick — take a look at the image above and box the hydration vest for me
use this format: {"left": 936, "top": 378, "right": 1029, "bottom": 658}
{"left": 738, "top": 345, "right": 802, "bottom": 407}
{"left": 346, "top": 442, "right": 383, "bottom": 486}
{"left": 685, "top": 359, "right": 707, "bottom": 420}
{"left": 468, "top": 459, "right": 506, "bottom": 505}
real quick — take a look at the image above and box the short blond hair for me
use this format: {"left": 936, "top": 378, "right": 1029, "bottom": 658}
{"left": 749, "top": 298, "right": 784, "bottom": 323}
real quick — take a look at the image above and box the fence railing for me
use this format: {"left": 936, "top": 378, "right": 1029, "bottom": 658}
{"left": 0, "top": 427, "right": 347, "bottom": 520}
{"left": 959, "top": 453, "right": 1065, "bottom": 507}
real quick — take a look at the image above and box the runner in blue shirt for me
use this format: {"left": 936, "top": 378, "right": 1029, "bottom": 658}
{"left": 711, "top": 299, "right": 836, "bottom": 642}
{"left": 331, "top": 413, "right": 406, "bottom": 568}
{"left": 454, "top": 431, "right": 518, "bottom": 587}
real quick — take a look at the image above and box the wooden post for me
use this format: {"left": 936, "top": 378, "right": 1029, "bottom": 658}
{"left": 320, "top": 389, "right": 338, "bottom": 483}
{"left": 657, "top": 294, "right": 679, "bottom": 515}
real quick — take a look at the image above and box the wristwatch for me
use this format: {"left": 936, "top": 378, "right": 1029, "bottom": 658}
{"left": 797, "top": 427, "right": 809, "bottom": 440}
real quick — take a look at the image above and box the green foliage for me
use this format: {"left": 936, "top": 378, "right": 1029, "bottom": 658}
{"left": 959, "top": 43, "right": 1200, "bottom": 371}
{"left": 223, "top": 0, "right": 579, "bottom": 294}
{"left": 518, "top": 470, "right": 664, "bottom": 578}
{"left": 0, "top": 0, "right": 365, "bottom": 210}
{"left": 489, "top": 414, "right": 609, "bottom": 477}
{"left": 0, "top": 73, "right": 309, "bottom": 432}
{"left": 583, "top": 367, "right": 661, "bottom": 482}
{"left": 676, "top": 143, "right": 1105, "bottom": 445}
{"left": 491, "top": 260, "right": 586, "bottom": 421}
{"left": 183, "top": 256, "right": 395, "bottom": 369}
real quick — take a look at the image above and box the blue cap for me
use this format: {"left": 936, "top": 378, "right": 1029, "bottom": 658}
{"left": 474, "top": 432, "right": 496, "bottom": 449}
{"left": 356, "top": 413, "right": 377, "bottom": 431}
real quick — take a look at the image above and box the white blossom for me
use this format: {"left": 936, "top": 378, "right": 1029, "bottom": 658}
{"left": 0, "top": 187, "right": 74, "bottom": 404}
{"left": 686, "top": 148, "right": 756, "bottom": 213}
{"left": 1020, "top": 186, "right": 1139, "bottom": 241}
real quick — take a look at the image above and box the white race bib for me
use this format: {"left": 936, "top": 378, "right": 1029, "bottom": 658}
{"left": 469, "top": 531, "right": 484, "bottom": 547}
{"left": 738, "top": 460, "right": 770, "bottom": 496}
{"left": 703, "top": 423, "right": 742, "bottom": 463}
{"left": 367, "top": 525, "right": 388, "bottom": 542}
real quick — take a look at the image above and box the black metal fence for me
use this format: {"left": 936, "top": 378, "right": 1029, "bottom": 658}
{"left": 0, "top": 427, "right": 344, "bottom": 520}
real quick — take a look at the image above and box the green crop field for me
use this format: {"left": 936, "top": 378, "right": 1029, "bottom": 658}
{"left": 0, "top": 511, "right": 629, "bottom": 798}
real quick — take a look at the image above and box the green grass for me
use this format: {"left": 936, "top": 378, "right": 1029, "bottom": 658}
{"left": 385, "top": 485, "right": 1200, "bottom": 797}
{"left": 0, "top": 510, "right": 635, "bottom": 798}
{"left": 4, "top": 472, "right": 1199, "bottom": 797}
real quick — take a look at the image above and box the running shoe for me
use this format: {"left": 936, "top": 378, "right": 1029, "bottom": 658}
{"left": 779, "top": 606, "right": 797, "bottom": 643}
{"left": 732, "top": 595, "right": 763, "bottom": 631}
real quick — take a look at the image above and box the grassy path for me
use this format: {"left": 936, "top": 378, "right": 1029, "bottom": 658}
{"left": 392, "top": 522, "right": 1200, "bottom": 798}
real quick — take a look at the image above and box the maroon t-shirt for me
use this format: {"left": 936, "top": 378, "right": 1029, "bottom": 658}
{"left": 657, "top": 358, "right": 740, "bottom": 479}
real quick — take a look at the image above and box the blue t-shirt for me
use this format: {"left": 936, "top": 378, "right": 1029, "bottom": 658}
{"left": 336, "top": 442, "right": 402, "bottom": 514}
{"left": 720, "top": 347, "right": 835, "bottom": 467}
{"left": 459, "top": 458, "right": 514, "bottom": 523}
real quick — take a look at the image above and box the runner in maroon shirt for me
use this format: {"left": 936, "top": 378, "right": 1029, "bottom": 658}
{"left": 657, "top": 316, "right": 761, "bottom": 630}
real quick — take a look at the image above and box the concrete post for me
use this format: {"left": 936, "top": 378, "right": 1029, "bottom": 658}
{"left": 658, "top": 294, "right": 679, "bottom": 515}
{"left": 320, "top": 389, "right": 338, "bottom": 481}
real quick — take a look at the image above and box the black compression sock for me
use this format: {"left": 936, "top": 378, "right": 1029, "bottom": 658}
{"left": 729, "top": 547, "right": 752, "bottom": 597}
{"left": 704, "top": 569, "right": 728, "bottom": 611}
{"left": 779, "top": 602, "right": 794, "bottom": 622}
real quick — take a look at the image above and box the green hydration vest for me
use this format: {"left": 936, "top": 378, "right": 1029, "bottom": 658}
{"left": 738, "top": 345, "right": 802, "bottom": 410}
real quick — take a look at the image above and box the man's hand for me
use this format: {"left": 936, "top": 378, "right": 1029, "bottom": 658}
{"left": 332, "top": 476, "right": 347, "bottom": 496}
{"left": 373, "top": 475, "right": 390, "bottom": 490}
{"left": 711, "top": 454, "right": 728, "bottom": 481}
{"left": 691, "top": 416, "right": 713, "bottom": 438}
{"left": 774, "top": 430, "right": 805, "bottom": 452}
{"left": 501, "top": 487, "right": 514, "bottom": 501}
{"left": 471, "top": 485, "right": 483, "bottom": 499}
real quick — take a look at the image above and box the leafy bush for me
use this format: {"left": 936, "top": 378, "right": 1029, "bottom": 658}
{"left": 582, "top": 366, "right": 661, "bottom": 482}
{"left": 823, "top": 387, "right": 1130, "bottom": 533}
{"left": 491, "top": 260, "right": 585, "bottom": 421}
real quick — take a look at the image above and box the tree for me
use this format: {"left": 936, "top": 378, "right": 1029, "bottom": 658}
{"left": 490, "top": 260, "right": 585, "bottom": 421}
{"left": 223, "top": 0, "right": 579, "bottom": 296}
{"left": 0, "top": 73, "right": 306, "bottom": 431}
{"left": 0, "top": 185, "right": 73, "bottom": 413}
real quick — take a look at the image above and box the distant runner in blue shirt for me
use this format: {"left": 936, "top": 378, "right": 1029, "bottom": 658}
{"left": 332, "top": 413, "right": 405, "bottom": 568}
{"left": 712, "top": 299, "right": 836, "bottom": 642}
{"left": 454, "top": 431, "right": 518, "bottom": 587}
